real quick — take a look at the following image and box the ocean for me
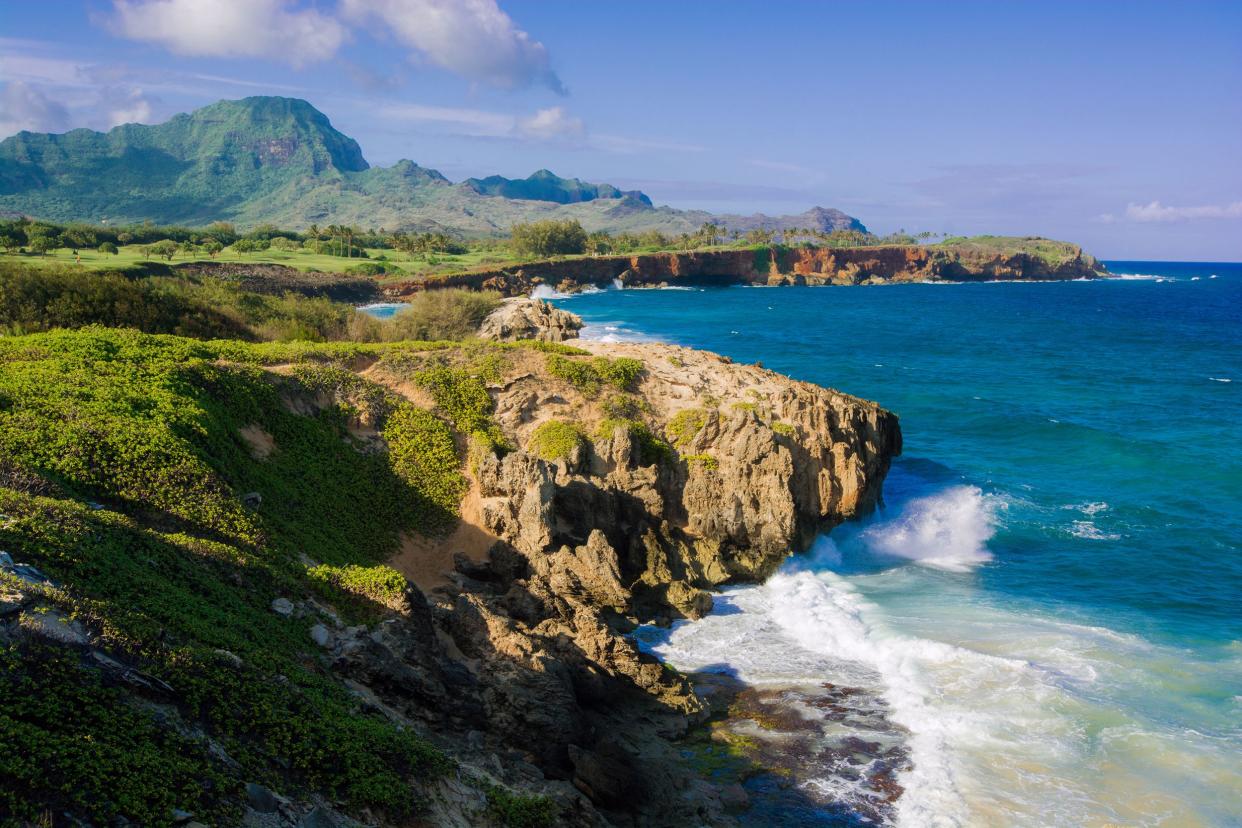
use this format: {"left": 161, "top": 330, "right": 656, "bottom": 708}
{"left": 542, "top": 263, "right": 1242, "bottom": 827}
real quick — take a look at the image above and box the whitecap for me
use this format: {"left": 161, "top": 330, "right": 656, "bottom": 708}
{"left": 1069, "top": 521, "right": 1122, "bottom": 541}
{"left": 1063, "top": 501, "right": 1109, "bottom": 516}
{"left": 1209, "top": 377, "right": 1232, "bottom": 383}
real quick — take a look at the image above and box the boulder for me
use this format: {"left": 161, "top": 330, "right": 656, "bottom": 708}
{"left": 478, "top": 298, "right": 583, "bottom": 342}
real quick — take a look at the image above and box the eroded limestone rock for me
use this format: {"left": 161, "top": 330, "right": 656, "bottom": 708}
{"left": 478, "top": 297, "right": 583, "bottom": 342}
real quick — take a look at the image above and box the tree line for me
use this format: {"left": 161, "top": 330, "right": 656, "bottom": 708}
{"left": 0, "top": 216, "right": 947, "bottom": 265}
{"left": 507, "top": 219, "right": 942, "bottom": 258}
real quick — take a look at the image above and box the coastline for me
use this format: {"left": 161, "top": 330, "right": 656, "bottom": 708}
{"left": 540, "top": 269, "right": 1242, "bottom": 827}
{"left": 381, "top": 243, "right": 1106, "bottom": 298}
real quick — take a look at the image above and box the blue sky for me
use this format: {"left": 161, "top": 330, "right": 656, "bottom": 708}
{"left": 1, "top": 0, "right": 1239, "bottom": 259}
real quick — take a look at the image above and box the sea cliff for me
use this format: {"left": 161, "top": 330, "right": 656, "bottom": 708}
{"left": 383, "top": 241, "right": 1106, "bottom": 298}
{"left": 0, "top": 302, "right": 900, "bottom": 827}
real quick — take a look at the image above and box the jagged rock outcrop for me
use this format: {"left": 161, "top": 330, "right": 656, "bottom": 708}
{"left": 469, "top": 341, "right": 899, "bottom": 620}
{"left": 320, "top": 324, "right": 902, "bottom": 825}
{"left": 478, "top": 297, "right": 584, "bottom": 342}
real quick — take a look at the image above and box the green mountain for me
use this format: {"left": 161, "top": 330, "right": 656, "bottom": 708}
{"left": 464, "top": 168, "right": 653, "bottom": 205}
{"left": 0, "top": 96, "right": 863, "bottom": 235}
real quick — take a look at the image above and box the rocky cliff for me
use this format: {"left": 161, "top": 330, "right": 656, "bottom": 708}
{"left": 356, "top": 318, "right": 901, "bottom": 824}
{"left": 0, "top": 306, "right": 899, "bottom": 827}
{"left": 384, "top": 241, "right": 1105, "bottom": 298}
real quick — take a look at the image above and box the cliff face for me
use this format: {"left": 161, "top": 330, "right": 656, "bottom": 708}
{"left": 359, "top": 332, "right": 901, "bottom": 824}
{"left": 384, "top": 243, "right": 1104, "bottom": 298}
{"left": 0, "top": 314, "right": 899, "bottom": 827}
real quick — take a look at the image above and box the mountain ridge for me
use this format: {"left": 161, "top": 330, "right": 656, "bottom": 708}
{"left": 0, "top": 96, "right": 865, "bottom": 236}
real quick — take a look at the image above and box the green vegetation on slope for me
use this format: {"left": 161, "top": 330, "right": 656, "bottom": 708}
{"left": 526, "top": 421, "right": 589, "bottom": 462}
{"left": 934, "top": 234, "right": 1093, "bottom": 266}
{"left": 0, "top": 328, "right": 477, "bottom": 824}
{"left": 545, "top": 353, "right": 644, "bottom": 396}
{"left": 0, "top": 261, "right": 505, "bottom": 344}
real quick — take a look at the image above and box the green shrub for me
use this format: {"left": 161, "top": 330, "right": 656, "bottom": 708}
{"left": 683, "top": 453, "right": 719, "bottom": 471}
{"left": 0, "top": 261, "right": 376, "bottom": 342}
{"left": 307, "top": 563, "right": 407, "bottom": 606}
{"left": 510, "top": 219, "right": 587, "bottom": 258}
{"left": 413, "top": 365, "right": 504, "bottom": 444}
{"left": 387, "top": 289, "right": 501, "bottom": 341}
{"left": 771, "top": 422, "right": 796, "bottom": 437}
{"left": 485, "top": 784, "right": 559, "bottom": 828}
{"left": 347, "top": 261, "right": 405, "bottom": 277}
{"left": 527, "top": 420, "right": 587, "bottom": 461}
{"left": 545, "top": 354, "right": 644, "bottom": 395}
{"left": 383, "top": 404, "right": 468, "bottom": 534}
{"left": 667, "top": 408, "right": 707, "bottom": 448}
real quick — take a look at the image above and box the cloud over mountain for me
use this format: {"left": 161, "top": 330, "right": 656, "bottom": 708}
{"left": 342, "top": 0, "right": 565, "bottom": 93}
{"left": 111, "top": 0, "right": 348, "bottom": 66}
{"left": 109, "top": 0, "right": 564, "bottom": 92}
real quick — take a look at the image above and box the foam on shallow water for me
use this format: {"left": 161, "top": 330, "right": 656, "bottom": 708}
{"left": 640, "top": 485, "right": 1242, "bottom": 827}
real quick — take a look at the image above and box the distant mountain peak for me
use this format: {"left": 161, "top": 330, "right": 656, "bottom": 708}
{"left": 717, "top": 206, "right": 867, "bottom": 235}
{"left": 0, "top": 96, "right": 864, "bottom": 235}
{"left": 463, "top": 169, "right": 653, "bottom": 206}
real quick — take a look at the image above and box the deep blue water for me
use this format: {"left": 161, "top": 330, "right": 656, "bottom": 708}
{"left": 547, "top": 263, "right": 1242, "bottom": 826}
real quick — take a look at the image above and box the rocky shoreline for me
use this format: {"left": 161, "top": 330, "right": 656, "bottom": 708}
{"left": 383, "top": 243, "right": 1106, "bottom": 298}
{"left": 378, "top": 300, "right": 900, "bottom": 825}
{"left": 0, "top": 299, "right": 900, "bottom": 827}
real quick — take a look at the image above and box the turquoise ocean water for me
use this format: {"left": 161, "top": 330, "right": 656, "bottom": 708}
{"left": 540, "top": 264, "right": 1242, "bottom": 827}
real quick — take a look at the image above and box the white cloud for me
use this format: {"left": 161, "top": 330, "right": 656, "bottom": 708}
{"left": 107, "top": 89, "right": 154, "bottom": 127}
{"left": 378, "top": 102, "right": 513, "bottom": 136}
{"left": 342, "top": 0, "right": 564, "bottom": 93}
{"left": 378, "top": 101, "right": 583, "bottom": 144}
{"left": 0, "top": 80, "right": 71, "bottom": 136}
{"left": 111, "top": 0, "right": 346, "bottom": 66}
{"left": 514, "top": 106, "right": 582, "bottom": 140}
{"left": 1123, "top": 200, "right": 1242, "bottom": 222}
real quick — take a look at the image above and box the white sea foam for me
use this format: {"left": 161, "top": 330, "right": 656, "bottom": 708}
{"left": 859, "top": 486, "right": 999, "bottom": 572}
{"left": 640, "top": 481, "right": 1242, "bottom": 826}
{"left": 529, "top": 284, "right": 566, "bottom": 300}
{"left": 530, "top": 283, "right": 605, "bottom": 300}
{"left": 577, "top": 320, "right": 658, "bottom": 343}
{"left": 1209, "top": 377, "right": 1232, "bottom": 383}
{"left": 1068, "top": 520, "right": 1122, "bottom": 541}
{"left": 611, "top": 277, "right": 625, "bottom": 290}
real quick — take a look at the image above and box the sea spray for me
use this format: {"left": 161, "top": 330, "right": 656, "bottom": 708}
{"left": 858, "top": 486, "right": 998, "bottom": 572}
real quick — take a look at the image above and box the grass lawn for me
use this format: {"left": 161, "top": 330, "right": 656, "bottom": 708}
{"left": 0, "top": 245, "right": 524, "bottom": 277}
